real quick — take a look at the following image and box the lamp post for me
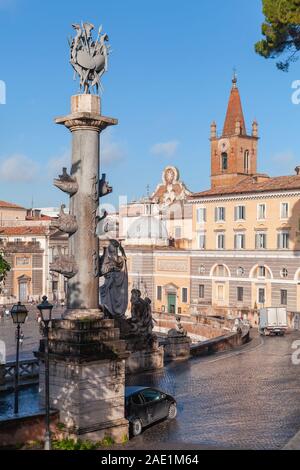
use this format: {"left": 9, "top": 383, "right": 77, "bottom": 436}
{"left": 10, "top": 302, "right": 28, "bottom": 415}
{"left": 37, "top": 295, "right": 53, "bottom": 451}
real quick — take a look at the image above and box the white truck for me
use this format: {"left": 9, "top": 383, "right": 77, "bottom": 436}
{"left": 259, "top": 308, "right": 288, "bottom": 336}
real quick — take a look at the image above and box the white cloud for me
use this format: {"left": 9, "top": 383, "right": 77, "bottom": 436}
{"left": 0, "top": 154, "right": 38, "bottom": 182}
{"left": 101, "top": 129, "right": 125, "bottom": 165}
{"left": 150, "top": 140, "right": 179, "bottom": 158}
{"left": 47, "top": 150, "right": 70, "bottom": 177}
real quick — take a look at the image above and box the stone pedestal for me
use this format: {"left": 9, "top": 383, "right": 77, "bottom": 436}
{"left": 125, "top": 345, "right": 164, "bottom": 375}
{"left": 115, "top": 320, "right": 164, "bottom": 374}
{"left": 164, "top": 333, "right": 191, "bottom": 361}
{"left": 36, "top": 318, "right": 129, "bottom": 443}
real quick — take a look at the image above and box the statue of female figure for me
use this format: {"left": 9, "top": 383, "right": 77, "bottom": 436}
{"left": 99, "top": 240, "right": 128, "bottom": 318}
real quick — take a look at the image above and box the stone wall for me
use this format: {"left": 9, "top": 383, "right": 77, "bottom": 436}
{"left": 0, "top": 411, "right": 59, "bottom": 448}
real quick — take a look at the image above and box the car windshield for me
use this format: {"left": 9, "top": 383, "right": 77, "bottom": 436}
{"left": 141, "top": 389, "right": 162, "bottom": 403}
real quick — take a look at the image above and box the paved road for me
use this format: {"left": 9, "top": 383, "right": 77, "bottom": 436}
{"left": 0, "top": 306, "right": 63, "bottom": 361}
{"left": 126, "top": 331, "right": 300, "bottom": 450}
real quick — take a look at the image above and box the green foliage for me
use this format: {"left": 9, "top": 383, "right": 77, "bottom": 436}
{"left": 52, "top": 438, "right": 101, "bottom": 450}
{"left": 0, "top": 253, "right": 11, "bottom": 286}
{"left": 51, "top": 435, "right": 116, "bottom": 450}
{"left": 255, "top": 0, "right": 300, "bottom": 71}
{"left": 101, "top": 435, "right": 115, "bottom": 447}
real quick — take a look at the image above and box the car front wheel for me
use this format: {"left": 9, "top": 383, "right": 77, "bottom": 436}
{"left": 131, "top": 418, "right": 142, "bottom": 436}
{"left": 168, "top": 403, "right": 177, "bottom": 419}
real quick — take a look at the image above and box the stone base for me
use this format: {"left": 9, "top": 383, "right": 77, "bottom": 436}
{"left": 125, "top": 346, "right": 164, "bottom": 375}
{"left": 36, "top": 317, "right": 129, "bottom": 444}
{"left": 164, "top": 335, "right": 192, "bottom": 361}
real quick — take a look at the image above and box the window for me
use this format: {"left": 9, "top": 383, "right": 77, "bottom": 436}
{"left": 52, "top": 281, "right": 58, "bottom": 292}
{"left": 199, "top": 264, "right": 205, "bottom": 274}
{"left": 182, "top": 288, "right": 188, "bottom": 303}
{"left": 145, "top": 204, "right": 152, "bottom": 216}
{"left": 221, "top": 152, "right": 228, "bottom": 171}
{"left": 258, "top": 288, "right": 265, "bottom": 304}
{"left": 141, "top": 389, "right": 162, "bottom": 403}
{"left": 198, "top": 233, "right": 206, "bottom": 250}
{"left": 237, "top": 287, "right": 244, "bottom": 302}
{"left": 235, "top": 206, "right": 246, "bottom": 221}
{"left": 237, "top": 266, "right": 245, "bottom": 277}
{"left": 217, "top": 233, "right": 225, "bottom": 250}
{"left": 175, "top": 226, "right": 182, "bottom": 239}
{"left": 31, "top": 238, "right": 37, "bottom": 244}
{"left": 234, "top": 233, "right": 245, "bottom": 250}
{"left": 257, "top": 204, "right": 266, "bottom": 220}
{"left": 157, "top": 286, "right": 162, "bottom": 301}
{"left": 14, "top": 238, "right": 22, "bottom": 243}
{"left": 131, "top": 394, "right": 143, "bottom": 405}
{"left": 199, "top": 285, "right": 205, "bottom": 299}
{"left": 197, "top": 207, "right": 206, "bottom": 223}
{"left": 256, "top": 232, "right": 267, "bottom": 249}
{"left": 215, "top": 207, "right": 226, "bottom": 222}
{"left": 280, "top": 289, "right": 288, "bottom": 306}
{"left": 280, "top": 202, "right": 289, "bottom": 219}
{"left": 280, "top": 268, "right": 288, "bottom": 279}
{"left": 258, "top": 266, "right": 266, "bottom": 278}
{"left": 217, "top": 284, "right": 224, "bottom": 301}
{"left": 278, "top": 232, "right": 289, "bottom": 249}
{"left": 244, "top": 150, "right": 250, "bottom": 173}
{"left": 16, "top": 257, "right": 30, "bottom": 266}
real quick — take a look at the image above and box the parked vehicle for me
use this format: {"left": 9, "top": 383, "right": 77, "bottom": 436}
{"left": 259, "top": 308, "right": 288, "bottom": 336}
{"left": 125, "top": 386, "right": 177, "bottom": 436}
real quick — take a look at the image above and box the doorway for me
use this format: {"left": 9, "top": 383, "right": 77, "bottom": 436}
{"left": 19, "top": 282, "right": 28, "bottom": 302}
{"left": 168, "top": 293, "right": 176, "bottom": 314}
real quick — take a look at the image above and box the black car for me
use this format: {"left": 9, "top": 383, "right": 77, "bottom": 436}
{"left": 125, "top": 386, "right": 177, "bottom": 436}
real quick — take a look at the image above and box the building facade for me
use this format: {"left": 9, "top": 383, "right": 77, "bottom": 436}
{"left": 122, "top": 77, "right": 300, "bottom": 322}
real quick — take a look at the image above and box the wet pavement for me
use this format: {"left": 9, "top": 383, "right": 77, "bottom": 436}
{"left": 0, "top": 305, "right": 63, "bottom": 361}
{"left": 126, "top": 331, "right": 300, "bottom": 450}
{"left": 1, "top": 324, "right": 300, "bottom": 449}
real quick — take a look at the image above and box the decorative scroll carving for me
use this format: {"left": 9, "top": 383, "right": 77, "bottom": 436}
{"left": 51, "top": 205, "right": 78, "bottom": 235}
{"left": 99, "top": 173, "right": 112, "bottom": 198}
{"left": 50, "top": 254, "right": 78, "bottom": 279}
{"left": 54, "top": 168, "right": 78, "bottom": 196}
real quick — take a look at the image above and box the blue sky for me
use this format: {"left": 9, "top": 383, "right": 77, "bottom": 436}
{"left": 0, "top": 0, "right": 300, "bottom": 210}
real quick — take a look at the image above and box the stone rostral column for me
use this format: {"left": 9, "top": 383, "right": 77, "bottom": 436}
{"left": 36, "top": 23, "right": 129, "bottom": 444}
{"left": 55, "top": 95, "right": 116, "bottom": 317}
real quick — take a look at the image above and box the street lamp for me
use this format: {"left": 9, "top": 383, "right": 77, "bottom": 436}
{"left": 37, "top": 295, "right": 53, "bottom": 451}
{"left": 10, "top": 302, "right": 28, "bottom": 415}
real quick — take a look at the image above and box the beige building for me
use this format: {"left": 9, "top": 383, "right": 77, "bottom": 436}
{"left": 0, "top": 203, "right": 67, "bottom": 304}
{"left": 122, "top": 77, "right": 300, "bottom": 322}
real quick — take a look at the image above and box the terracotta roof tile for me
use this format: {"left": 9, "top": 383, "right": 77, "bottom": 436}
{"left": 223, "top": 84, "right": 246, "bottom": 137}
{"left": 190, "top": 175, "right": 300, "bottom": 199}
{"left": 0, "top": 226, "right": 47, "bottom": 236}
{"left": 0, "top": 200, "right": 26, "bottom": 210}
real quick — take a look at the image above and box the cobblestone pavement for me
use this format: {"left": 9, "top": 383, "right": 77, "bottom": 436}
{"left": 0, "top": 305, "right": 63, "bottom": 361}
{"left": 126, "top": 331, "right": 300, "bottom": 450}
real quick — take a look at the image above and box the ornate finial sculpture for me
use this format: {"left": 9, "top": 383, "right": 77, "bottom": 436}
{"left": 69, "top": 22, "right": 111, "bottom": 94}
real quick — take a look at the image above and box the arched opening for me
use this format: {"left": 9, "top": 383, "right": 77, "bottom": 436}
{"left": 244, "top": 150, "right": 250, "bottom": 173}
{"left": 221, "top": 152, "right": 228, "bottom": 171}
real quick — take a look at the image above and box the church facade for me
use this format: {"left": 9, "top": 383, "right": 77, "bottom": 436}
{"left": 121, "top": 77, "right": 300, "bottom": 321}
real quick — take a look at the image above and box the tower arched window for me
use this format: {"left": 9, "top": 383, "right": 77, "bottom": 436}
{"left": 221, "top": 152, "right": 228, "bottom": 171}
{"left": 244, "top": 150, "right": 250, "bottom": 173}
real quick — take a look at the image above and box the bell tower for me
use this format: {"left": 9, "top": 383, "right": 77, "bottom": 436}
{"left": 210, "top": 74, "right": 259, "bottom": 189}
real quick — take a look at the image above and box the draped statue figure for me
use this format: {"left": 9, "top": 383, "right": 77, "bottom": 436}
{"left": 99, "top": 240, "right": 128, "bottom": 318}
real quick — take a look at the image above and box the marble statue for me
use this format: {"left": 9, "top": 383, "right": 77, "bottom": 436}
{"left": 129, "top": 289, "right": 156, "bottom": 339}
{"left": 99, "top": 240, "right": 128, "bottom": 318}
{"left": 69, "top": 22, "right": 111, "bottom": 94}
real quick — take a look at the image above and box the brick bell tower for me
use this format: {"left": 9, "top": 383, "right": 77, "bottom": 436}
{"left": 210, "top": 74, "right": 259, "bottom": 189}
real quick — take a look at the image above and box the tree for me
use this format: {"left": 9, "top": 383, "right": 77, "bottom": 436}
{"left": 0, "top": 253, "right": 11, "bottom": 293}
{"left": 255, "top": 0, "right": 300, "bottom": 71}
